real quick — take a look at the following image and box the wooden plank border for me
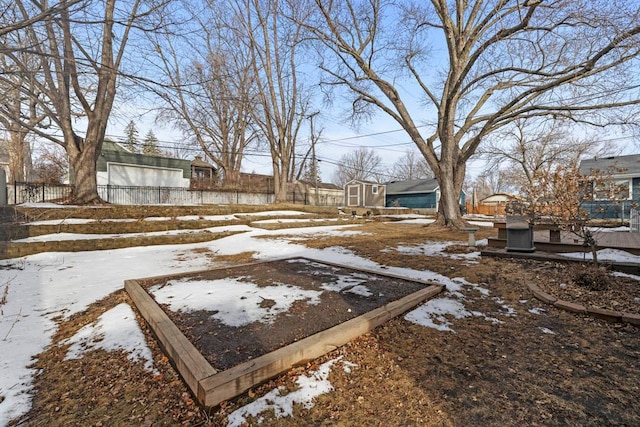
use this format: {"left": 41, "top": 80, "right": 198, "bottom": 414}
{"left": 125, "top": 257, "right": 445, "bottom": 408}
{"left": 125, "top": 279, "right": 217, "bottom": 398}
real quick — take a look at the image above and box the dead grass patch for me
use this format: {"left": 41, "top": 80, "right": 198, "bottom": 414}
{"left": 213, "top": 251, "right": 258, "bottom": 265}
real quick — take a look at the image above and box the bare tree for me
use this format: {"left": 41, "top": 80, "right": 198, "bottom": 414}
{"left": 390, "top": 150, "right": 432, "bottom": 181}
{"left": 0, "top": 0, "right": 166, "bottom": 204}
{"left": 304, "top": 0, "right": 640, "bottom": 227}
{"left": 31, "top": 142, "right": 68, "bottom": 183}
{"left": 480, "top": 119, "right": 615, "bottom": 200}
{"left": 332, "top": 146, "right": 384, "bottom": 187}
{"left": 231, "top": 0, "right": 312, "bottom": 202}
{"left": 150, "top": 1, "right": 258, "bottom": 185}
{"left": 0, "top": 0, "right": 83, "bottom": 40}
{"left": 0, "top": 18, "right": 46, "bottom": 182}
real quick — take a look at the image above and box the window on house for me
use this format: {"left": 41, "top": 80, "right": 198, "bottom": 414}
{"left": 593, "top": 179, "right": 631, "bottom": 200}
{"left": 372, "top": 185, "right": 378, "bottom": 194}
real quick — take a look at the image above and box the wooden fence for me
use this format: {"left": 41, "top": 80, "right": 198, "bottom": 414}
{"left": 465, "top": 202, "right": 507, "bottom": 216}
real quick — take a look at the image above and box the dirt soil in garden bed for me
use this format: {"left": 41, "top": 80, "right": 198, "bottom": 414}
{"left": 138, "top": 258, "right": 431, "bottom": 370}
{"left": 10, "top": 220, "right": 640, "bottom": 426}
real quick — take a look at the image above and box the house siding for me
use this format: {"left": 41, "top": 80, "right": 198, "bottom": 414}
{"left": 386, "top": 192, "right": 437, "bottom": 209}
{"left": 97, "top": 151, "right": 191, "bottom": 178}
{"left": 579, "top": 176, "right": 639, "bottom": 219}
{"left": 578, "top": 155, "right": 640, "bottom": 219}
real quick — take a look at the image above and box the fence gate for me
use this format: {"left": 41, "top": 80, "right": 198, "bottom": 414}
{"left": 631, "top": 208, "right": 640, "bottom": 233}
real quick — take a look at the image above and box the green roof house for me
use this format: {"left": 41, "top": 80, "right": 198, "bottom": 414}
{"left": 97, "top": 141, "right": 191, "bottom": 187}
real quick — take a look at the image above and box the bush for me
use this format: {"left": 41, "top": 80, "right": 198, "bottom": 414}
{"left": 570, "top": 265, "right": 610, "bottom": 291}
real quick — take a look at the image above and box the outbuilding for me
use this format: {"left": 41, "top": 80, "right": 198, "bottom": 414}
{"left": 344, "top": 179, "right": 386, "bottom": 207}
{"left": 96, "top": 141, "right": 191, "bottom": 187}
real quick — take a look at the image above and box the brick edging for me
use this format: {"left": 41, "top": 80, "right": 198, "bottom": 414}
{"left": 526, "top": 283, "right": 640, "bottom": 326}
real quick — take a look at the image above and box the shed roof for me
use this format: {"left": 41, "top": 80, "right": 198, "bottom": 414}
{"left": 579, "top": 154, "right": 640, "bottom": 176}
{"left": 102, "top": 140, "right": 131, "bottom": 153}
{"left": 191, "top": 156, "right": 215, "bottom": 169}
{"left": 298, "top": 180, "right": 342, "bottom": 190}
{"left": 385, "top": 178, "right": 439, "bottom": 195}
{"left": 480, "top": 193, "right": 522, "bottom": 205}
{"left": 345, "top": 179, "right": 382, "bottom": 186}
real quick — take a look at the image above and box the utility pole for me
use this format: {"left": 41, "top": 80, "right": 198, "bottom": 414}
{"left": 308, "top": 111, "right": 320, "bottom": 205}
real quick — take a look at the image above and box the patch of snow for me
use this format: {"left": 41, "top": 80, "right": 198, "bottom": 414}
{"left": 529, "top": 307, "right": 546, "bottom": 315}
{"left": 493, "top": 298, "right": 517, "bottom": 316}
{"left": 61, "top": 303, "right": 156, "bottom": 372}
{"left": 390, "top": 218, "right": 436, "bottom": 224}
{"left": 465, "top": 214, "right": 500, "bottom": 220}
{"left": 251, "top": 218, "right": 344, "bottom": 224}
{"left": 587, "top": 226, "right": 630, "bottom": 232}
{"left": 561, "top": 248, "right": 640, "bottom": 264}
{"left": 237, "top": 210, "right": 313, "bottom": 216}
{"left": 470, "top": 284, "right": 491, "bottom": 296}
{"left": 149, "top": 277, "right": 322, "bottom": 327}
{"left": 12, "top": 225, "right": 252, "bottom": 243}
{"left": 144, "top": 215, "right": 237, "bottom": 222}
{"left": 466, "top": 221, "right": 495, "bottom": 228}
{"left": 612, "top": 271, "right": 640, "bottom": 281}
{"left": 26, "top": 218, "right": 97, "bottom": 225}
{"left": 404, "top": 298, "right": 472, "bottom": 332}
{"left": 320, "top": 273, "right": 373, "bottom": 297}
{"left": 390, "top": 241, "right": 482, "bottom": 261}
{"left": 539, "top": 327, "right": 555, "bottom": 335}
{"left": 227, "top": 357, "right": 351, "bottom": 427}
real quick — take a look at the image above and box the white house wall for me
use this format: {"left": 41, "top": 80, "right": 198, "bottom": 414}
{"left": 101, "top": 163, "right": 189, "bottom": 187}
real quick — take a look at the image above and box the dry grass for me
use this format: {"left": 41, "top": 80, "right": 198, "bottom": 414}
{"left": 10, "top": 221, "right": 640, "bottom": 426}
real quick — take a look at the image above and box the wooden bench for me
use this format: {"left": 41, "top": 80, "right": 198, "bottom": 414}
{"left": 493, "top": 221, "right": 562, "bottom": 243}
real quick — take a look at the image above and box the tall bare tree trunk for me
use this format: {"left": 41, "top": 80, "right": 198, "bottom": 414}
{"left": 67, "top": 135, "right": 101, "bottom": 203}
{"left": 7, "top": 129, "right": 29, "bottom": 182}
{"left": 435, "top": 155, "right": 466, "bottom": 227}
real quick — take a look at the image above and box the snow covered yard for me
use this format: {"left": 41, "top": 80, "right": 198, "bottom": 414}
{"left": 1, "top": 207, "right": 639, "bottom": 426}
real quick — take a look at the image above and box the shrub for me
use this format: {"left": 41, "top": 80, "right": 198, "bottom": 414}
{"left": 570, "top": 265, "right": 611, "bottom": 291}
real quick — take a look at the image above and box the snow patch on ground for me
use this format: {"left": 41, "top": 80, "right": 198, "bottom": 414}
{"left": 226, "top": 357, "right": 355, "bottom": 427}
{"left": 561, "top": 248, "right": 640, "bottom": 264}
{"left": 149, "top": 277, "right": 322, "bottom": 327}
{"left": 404, "top": 296, "right": 508, "bottom": 332}
{"left": 61, "top": 303, "right": 156, "bottom": 372}
{"left": 386, "top": 240, "right": 485, "bottom": 261}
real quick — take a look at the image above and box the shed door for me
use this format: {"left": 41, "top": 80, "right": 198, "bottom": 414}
{"left": 347, "top": 184, "right": 360, "bottom": 206}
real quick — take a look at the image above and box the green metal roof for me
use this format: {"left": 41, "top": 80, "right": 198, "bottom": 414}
{"left": 385, "top": 178, "right": 439, "bottom": 195}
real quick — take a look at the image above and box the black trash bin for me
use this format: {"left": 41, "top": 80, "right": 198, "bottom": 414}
{"left": 505, "top": 215, "right": 535, "bottom": 252}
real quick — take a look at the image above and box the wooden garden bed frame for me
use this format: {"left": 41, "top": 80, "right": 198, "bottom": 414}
{"left": 125, "top": 257, "right": 444, "bottom": 408}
